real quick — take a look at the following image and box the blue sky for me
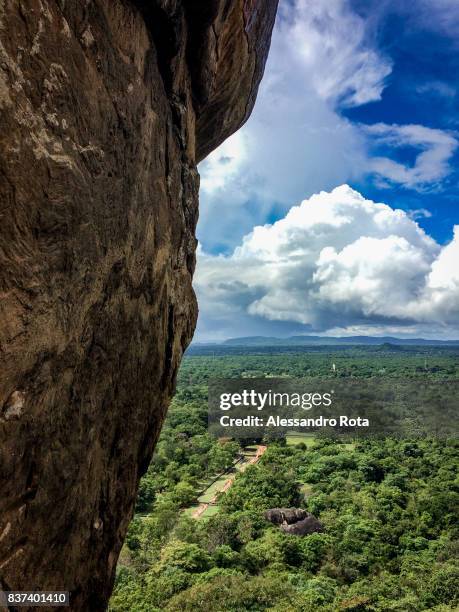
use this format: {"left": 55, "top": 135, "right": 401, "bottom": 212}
{"left": 347, "top": 0, "right": 459, "bottom": 243}
{"left": 194, "top": 0, "right": 459, "bottom": 341}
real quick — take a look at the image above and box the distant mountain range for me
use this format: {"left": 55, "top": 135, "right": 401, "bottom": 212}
{"left": 217, "top": 335, "right": 459, "bottom": 346}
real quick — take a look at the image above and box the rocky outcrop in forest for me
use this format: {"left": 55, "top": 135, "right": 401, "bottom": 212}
{"left": 265, "top": 508, "right": 324, "bottom": 536}
{"left": 0, "top": 1, "right": 277, "bottom": 609}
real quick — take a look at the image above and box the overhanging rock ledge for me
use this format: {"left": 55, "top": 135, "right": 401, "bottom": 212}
{"left": 0, "top": 1, "right": 277, "bottom": 609}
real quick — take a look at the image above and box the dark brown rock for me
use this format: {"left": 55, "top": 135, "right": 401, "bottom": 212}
{"left": 265, "top": 508, "right": 309, "bottom": 525}
{"left": 280, "top": 514, "right": 324, "bottom": 536}
{"left": 0, "top": 1, "right": 277, "bottom": 609}
{"left": 265, "top": 508, "right": 324, "bottom": 536}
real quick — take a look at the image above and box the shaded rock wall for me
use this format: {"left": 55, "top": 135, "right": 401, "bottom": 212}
{"left": 0, "top": 1, "right": 277, "bottom": 609}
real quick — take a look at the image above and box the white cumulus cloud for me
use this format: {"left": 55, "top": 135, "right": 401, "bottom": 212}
{"left": 194, "top": 186, "right": 459, "bottom": 340}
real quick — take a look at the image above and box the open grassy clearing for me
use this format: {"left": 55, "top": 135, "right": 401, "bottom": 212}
{"left": 285, "top": 433, "right": 316, "bottom": 447}
{"left": 200, "top": 505, "right": 220, "bottom": 518}
{"left": 197, "top": 475, "right": 232, "bottom": 503}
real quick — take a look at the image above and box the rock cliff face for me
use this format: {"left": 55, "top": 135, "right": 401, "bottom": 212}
{"left": 0, "top": 1, "right": 277, "bottom": 608}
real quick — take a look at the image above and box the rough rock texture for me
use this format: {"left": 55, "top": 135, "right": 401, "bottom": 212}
{"left": 265, "top": 508, "right": 324, "bottom": 536}
{"left": 0, "top": 1, "right": 277, "bottom": 609}
{"left": 280, "top": 514, "right": 324, "bottom": 536}
{"left": 265, "top": 508, "right": 309, "bottom": 525}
